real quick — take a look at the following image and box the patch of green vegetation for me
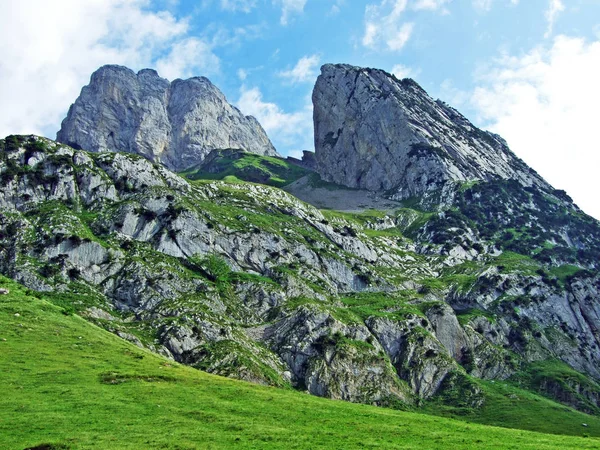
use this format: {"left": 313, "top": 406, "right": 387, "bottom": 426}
{"left": 230, "top": 271, "right": 277, "bottom": 286}
{"left": 32, "top": 290, "right": 100, "bottom": 316}
{"left": 193, "top": 340, "right": 289, "bottom": 388}
{"left": 319, "top": 209, "right": 407, "bottom": 239}
{"left": 445, "top": 273, "right": 478, "bottom": 293}
{"left": 321, "top": 208, "right": 387, "bottom": 222}
{"left": 426, "top": 371, "right": 485, "bottom": 411}
{"left": 548, "top": 264, "right": 585, "bottom": 287}
{"left": 24, "top": 200, "right": 109, "bottom": 249}
{"left": 398, "top": 208, "right": 436, "bottom": 237}
{"left": 512, "top": 360, "right": 600, "bottom": 415}
{"left": 418, "top": 277, "right": 448, "bottom": 293}
{"left": 306, "top": 172, "right": 350, "bottom": 191}
{"left": 1, "top": 134, "right": 26, "bottom": 152}
{"left": 423, "top": 376, "right": 600, "bottom": 438}
{"left": 362, "top": 228, "right": 404, "bottom": 238}
{"left": 186, "top": 253, "right": 278, "bottom": 298}
{"left": 281, "top": 296, "right": 324, "bottom": 312}
{"left": 182, "top": 150, "right": 310, "bottom": 188}
{"left": 456, "top": 308, "right": 497, "bottom": 326}
{"left": 313, "top": 330, "right": 375, "bottom": 354}
{"left": 273, "top": 268, "right": 322, "bottom": 297}
{"left": 458, "top": 180, "right": 480, "bottom": 192}
{"left": 493, "top": 251, "right": 540, "bottom": 275}
{"left": 336, "top": 292, "right": 425, "bottom": 323}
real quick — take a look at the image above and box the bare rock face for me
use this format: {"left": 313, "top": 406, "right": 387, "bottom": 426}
{"left": 312, "top": 64, "right": 550, "bottom": 200}
{"left": 57, "top": 65, "right": 278, "bottom": 171}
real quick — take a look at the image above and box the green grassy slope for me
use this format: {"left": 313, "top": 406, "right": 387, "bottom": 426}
{"left": 424, "top": 379, "right": 600, "bottom": 437}
{"left": 1, "top": 277, "right": 599, "bottom": 450}
{"left": 181, "top": 150, "right": 311, "bottom": 188}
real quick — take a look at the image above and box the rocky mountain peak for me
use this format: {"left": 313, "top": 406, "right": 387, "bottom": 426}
{"left": 313, "top": 64, "right": 550, "bottom": 200}
{"left": 57, "top": 64, "right": 278, "bottom": 171}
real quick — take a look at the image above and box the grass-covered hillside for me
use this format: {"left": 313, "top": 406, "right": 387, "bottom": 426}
{"left": 1, "top": 275, "right": 599, "bottom": 450}
{"left": 181, "top": 148, "right": 311, "bottom": 188}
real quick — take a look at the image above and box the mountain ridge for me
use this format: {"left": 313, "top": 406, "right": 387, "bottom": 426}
{"left": 57, "top": 64, "right": 278, "bottom": 171}
{"left": 313, "top": 63, "right": 550, "bottom": 203}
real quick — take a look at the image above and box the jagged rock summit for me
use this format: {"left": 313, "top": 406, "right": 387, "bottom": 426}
{"left": 313, "top": 63, "right": 550, "bottom": 200}
{"left": 57, "top": 65, "right": 278, "bottom": 171}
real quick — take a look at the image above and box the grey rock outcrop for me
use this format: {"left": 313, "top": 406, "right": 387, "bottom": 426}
{"left": 57, "top": 65, "right": 278, "bottom": 171}
{"left": 313, "top": 64, "right": 550, "bottom": 200}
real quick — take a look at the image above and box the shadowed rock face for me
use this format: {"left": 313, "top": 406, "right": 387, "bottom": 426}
{"left": 313, "top": 64, "right": 549, "bottom": 199}
{"left": 57, "top": 65, "right": 278, "bottom": 171}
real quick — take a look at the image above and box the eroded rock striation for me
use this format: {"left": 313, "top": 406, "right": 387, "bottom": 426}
{"left": 57, "top": 65, "right": 277, "bottom": 171}
{"left": 313, "top": 64, "right": 549, "bottom": 200}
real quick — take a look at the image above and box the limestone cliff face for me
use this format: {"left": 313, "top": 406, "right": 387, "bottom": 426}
{"left": 313, "top": 64, "right": 549, "bottom": 199}
{"left": 57, "top": 65, "right": 277, "bottom": 171}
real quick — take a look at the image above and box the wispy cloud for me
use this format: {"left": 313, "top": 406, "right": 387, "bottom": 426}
{"left": 0, "top": 0, "right": 217, "bottom": 138}
{"left": 391, "top": 63, "right": 419, "bottom": 79}
{"left": 545, "top": 0, "right": 565, "bottom": 38}
{"left": 206, "top": 23, "right": 266, "bottom": 48}
{"left": 329, "top": 0, "right": 346, "bottom": 16}
{"left": 274, "top": 0, "right": 307, "bottom": 25}
{"left": 279, "top": 54, "right": 320, "bottom": 83}
{"left": 362, "top": 0, "right": 414, "bottom": 52}
{"left": 156, "top": 38, "right": 220, "bottom": 80}
{"left": 220, "top": 0, "right": 257, "bottom": 13}
{"left": 472, "top": 0, "right": 493, "bottom": 12}
{"left": 472, "top": 0, "right": 521, "bottom": 12}
{"left": 413, "top": 0, "right": 451, "bottom": 12}
{"left": 237, "top": 86, "right": 314, "bottom": 152}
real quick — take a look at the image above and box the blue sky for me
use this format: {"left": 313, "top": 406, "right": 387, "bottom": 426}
{"left": 1, "top": 0, "right": 600, "bottom": 218}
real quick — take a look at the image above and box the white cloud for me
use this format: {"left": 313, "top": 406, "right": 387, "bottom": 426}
{"left": 391, "top": 63, "right": 418, "bottom": 79}
{"left": 362, "top": 0, "right": 414, "bottom": 52}
{"left": 329, "top": 0, "right": 346, "bottom": 16}
{"left": 205, "top": 23, "right": 266, "bottom": 49}
{"left": 0, "top": 0, "right": 218, "bottom": 138}
{"left": 472, "top": 0, "right": 520, "bottom": 12}
{"left": 279, "top": 55, "right": 320, "bottom": 83}
{"left": 155, "top": 38, "right": 220, "bottom": 80}
{"left": 472, "top": 0, "right": 493, "bottom": 11}
{"left": 545, "top": 0, "right": 565, "bottom": 38}
{"left": 220, "top": 0, "right": 257, "bottom": 13}
{"left": 469, "top": 35, "right": 600, "bottom": 219}
{"left": 387, "top": 23, "right": 414, "bottom": 50}
{"left": 274, "top": 0, "right": 307, "bottom": 25}
{"left": 439, "top": 79, "right": 469, "bottom": 107}
{"left": 237, "top": 86, "right": 314, "bottom": 152}
{"left": 413, "top": 0, "right": 451, "bottom": 12}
